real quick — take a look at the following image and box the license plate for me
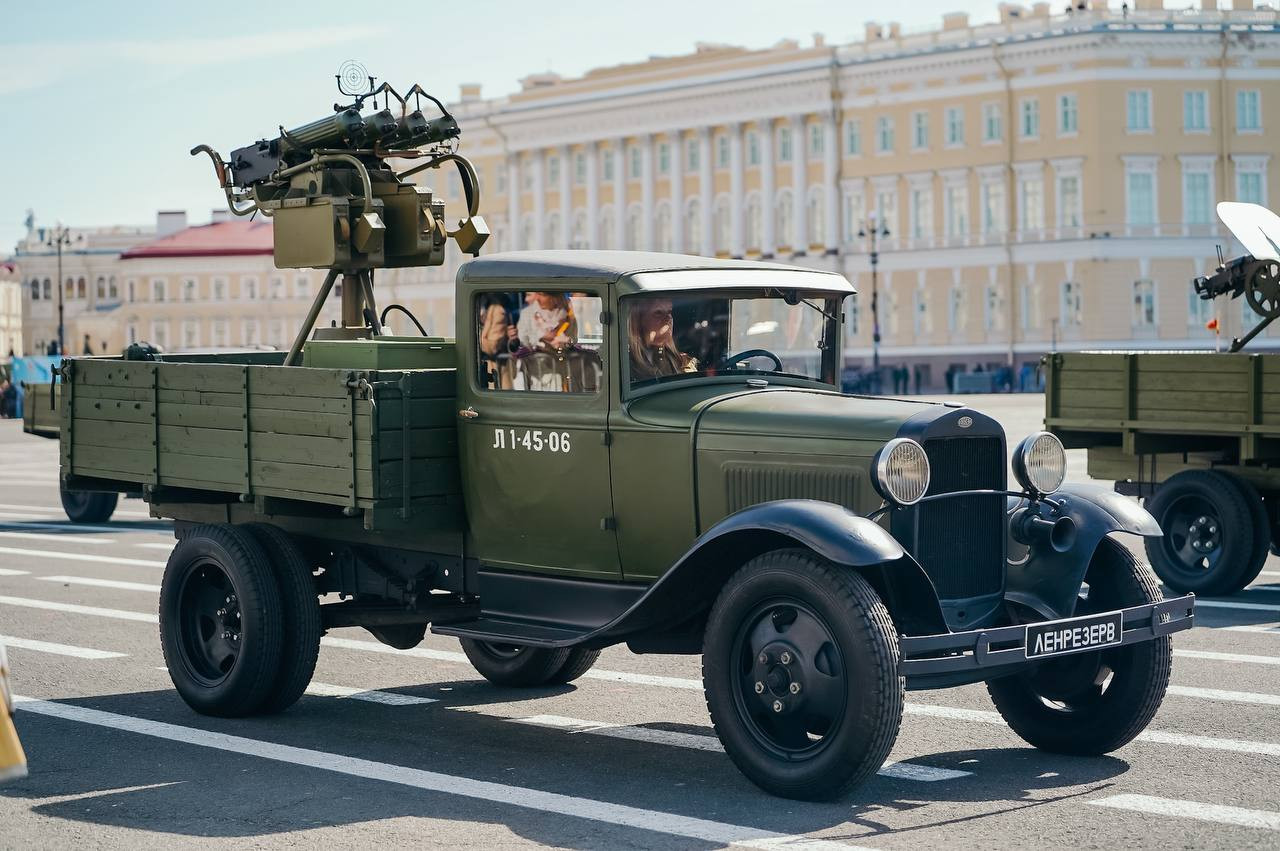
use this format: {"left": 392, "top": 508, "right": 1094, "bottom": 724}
{"left": 1025, "top": 611, "right": 1123, "bottom": 660}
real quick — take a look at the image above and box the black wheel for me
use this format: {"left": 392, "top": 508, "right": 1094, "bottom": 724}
{"left": 702, "top": 549, "right": 903, "bottom": 801}
{"left": 59, "top": 487, "right": 117, "bottom": 523}
{"left": 987, "top": 538, "right": 1172, "bottom": 755}
{"left": 1144, "top": 469, "right": 1257, "bottom": 595}
{"left": 1222, "top": 475, "right": 1270, "bottom": 590}
{"left": 246, "top": 524, "right": 321, "bottom": 714}
{"left": 459, "top": 639, "right": 572, "bottom": 687}
{"left": 367, "top": 624, "right": 427, "bottom": 650}
{"left": 159, "top": 525, "right": 284, "bottom": 717}
{"left": 548, "top": 648, "right": 601, "bottom": 685}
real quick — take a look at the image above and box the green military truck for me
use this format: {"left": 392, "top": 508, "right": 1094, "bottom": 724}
{"left": 1045, "top": 202, "right": 1280, "bottom": 597}
{"left": 33, "top": 80, "right": 1193, "bottom": 800}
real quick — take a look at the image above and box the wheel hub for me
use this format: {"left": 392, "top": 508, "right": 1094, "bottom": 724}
{"left": 753, "top": 645, "right": 805, "bottom": 710}
{"left": 1186, "top": 515, "right": 1219, "bottom": 554}
{"left": 177, "top": 562, "right": 243, "bottom": 685}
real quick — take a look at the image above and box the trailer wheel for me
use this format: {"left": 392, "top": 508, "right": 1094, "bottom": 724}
{"left": 59, "top": 487, "right": 117, "bottom": 524}
{"left": 987, "top": 538, "right": 1171, "bottom": 754}
{"left": 1144, "top": 469, "right": 1257, "bottom": 595}
{"left": 246, "top": 525, "right": 321, "bottom": 714}
{"left": 459, "top": 640, "right": 572, "bottom": 687}
{"left": 702, "top": 549, "right": 903, "bottom": 801}
{"left": 160, "top": 525, "right": 284, "bottom": 717}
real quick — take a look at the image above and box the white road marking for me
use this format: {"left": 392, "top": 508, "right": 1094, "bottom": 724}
{"left": 11, "top": 697, "right": 872, "bottom": 851}
{"left": 0, "top": 568, "right": 29, "bottom": 576}
{"left": 0, "top": 502, "right": 152, "bottom": 519}
{"left": 1221, "top": 625, "right": 1280, "bottom": 635}
{"left": 0, "top": 510, "right": 64, "bottom": 522}
{"left": 0, "top": 520, "right": 168, "bottom": 536}
{"left": 305, "top": 682, "right": 438, "bottom": 706}
{"left": 0, "top": 530, "right": 112, "bottom": 545}
{"left": 136, "top": 542, "right": 175, "bottom": 550}
{"left": 1195, "top": 599, "right": 1280, "bottom": 614}
{"left": 39, "top": 575, "right": 162, "bottom": 593}
{"left": 0, "top": 635, "right": 126, "bottom": 660}
{"left": 1168, "top": 685, "right": 1280, "bottom": 706}
{"left": 1259, "top": 571, "right": 1280, "bottom": 579}
{"left": 0, "top": 595, "right": 157, "bottom": 623}
{"left": 0, "top": 546, "right": 165, "bottom": 568}
{"left": 1092, "top": 794, "right": 1280, "bottom": 831}
{"left": 510, "top": 714, "right": 971, "bottom": 782}
{"left": 1176, "top": 649, "right": 1280, "bottom": 666}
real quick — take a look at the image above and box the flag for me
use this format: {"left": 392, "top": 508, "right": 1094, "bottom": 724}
{"left": 1206, "top": 317, "right": 1219, "bottom": 332}
{"left": 0, "top": 644, "right": 27, "bottom": 783}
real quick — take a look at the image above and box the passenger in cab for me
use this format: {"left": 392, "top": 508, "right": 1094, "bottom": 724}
{"left": 628, "top": 297, "right": 698, "bottom": 382}
{"left": 517, "top": 292, "right": 577, "bottom": 351}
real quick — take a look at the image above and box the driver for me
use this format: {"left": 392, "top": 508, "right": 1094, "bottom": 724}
{"left": 628, "top": 298, "right": 698, "bottom": 382}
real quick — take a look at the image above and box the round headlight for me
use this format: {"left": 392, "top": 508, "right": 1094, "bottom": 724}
{"left": 1014, "top": 431, "right": 1067, "bottom": 495}
{"left": 873, "top": 438, "right": 931, "bottom": 506}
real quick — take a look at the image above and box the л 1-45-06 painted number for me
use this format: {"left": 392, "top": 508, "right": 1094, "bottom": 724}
{"left": 491, "top": 428, "right": 571, "bottom": 453}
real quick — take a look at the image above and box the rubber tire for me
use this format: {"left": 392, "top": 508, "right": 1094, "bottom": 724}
{"left": 246, "top": 524, "right": 322, "bottom": 714}
{"left": 60, "top": 488, "right": 117, "bottom": 524}
{"left": 702, "top": 549, "right": 904, "bottom": 801}
{"left": 460, "top": 639, "right": 573, "bottom": 687}
{"left": 548, "top": 648, "right": 601, "bottom": 685}
{"left": 1144, "top": 469, "right": 1256, "bottom": 596}
{"left": 159, "top": 524, "right": 284, "bottom": 717}
{"left": 1222, "top": 474, "right": 1271, "bottom": 590}
{"left": 986, "top": 538, "right": 1172, "bottom": 755}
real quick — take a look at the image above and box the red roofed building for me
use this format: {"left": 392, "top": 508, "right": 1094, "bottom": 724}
{"left": 120, "top": 218, "right": 274, "bottom": 260}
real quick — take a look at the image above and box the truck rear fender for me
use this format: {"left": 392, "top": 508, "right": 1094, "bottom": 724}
{"left": 610, "top": 500, "right": 948, "bottom": 643}
{"left": 1005, "top": 482, "right": 1162, "bottom": 620}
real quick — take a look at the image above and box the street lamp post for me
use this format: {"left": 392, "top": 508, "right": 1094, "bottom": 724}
{"left": 857, "top": 214, "right": 890, "bottom": 389}
{"left": 45, "top": 225, "right": 79, "bottom": 356}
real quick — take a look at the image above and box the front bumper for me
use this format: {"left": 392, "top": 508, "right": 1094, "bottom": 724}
{"left": 899, "top": 594, "right": 1194, "bottom": 689}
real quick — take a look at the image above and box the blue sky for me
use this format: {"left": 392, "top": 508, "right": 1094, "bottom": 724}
{"left": 1, "top": 0, "right": 1027, "bottom": 251}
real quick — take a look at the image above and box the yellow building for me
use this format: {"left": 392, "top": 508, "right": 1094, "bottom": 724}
{"left": 0, "top": 263, "right": 21, "bottom": 357}
{"left": 390, "top": 1, "right": 1280, "bottom": 389}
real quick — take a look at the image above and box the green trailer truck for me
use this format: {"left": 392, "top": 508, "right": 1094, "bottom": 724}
{"left": 30, "top": 80, "right": 1193, "bottom": 800}
{"left": 1046, "top": 202, "right": 1280, "bottom": 597}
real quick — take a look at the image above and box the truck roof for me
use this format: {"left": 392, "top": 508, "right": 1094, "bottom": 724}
{"left": 458, "top": 250, "right": 854, "bottom": 295}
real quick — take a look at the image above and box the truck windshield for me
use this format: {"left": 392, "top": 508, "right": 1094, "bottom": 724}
{"left": 624, "top": 292, "right": 843, "bottom": 391}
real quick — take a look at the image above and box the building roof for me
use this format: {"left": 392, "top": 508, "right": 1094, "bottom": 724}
{"left": 121, "top": 219, "right": 272, "bottom": 259}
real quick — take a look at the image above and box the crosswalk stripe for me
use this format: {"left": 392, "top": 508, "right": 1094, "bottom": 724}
{"left": 1195, "top": 599, "right": 1280, "bottom": 614}
{"left": 136, "top": 542, "right": 175, "bottom": 550}
{"left": 0, "top": 595, "right": 157, "bottom": 623}
{"left": 0, "top": 635, "right": 126, "bottom": 660}
{"left": 11, "top": 696, "right": 872, "bottom": 851}
{"left": 304, "top": 682, "right": 438, "bottom": 706}
{"left": 509, "top": 714, "right": 971, "bottom": 782}
{"left": 0, "top": 568, "right": 29, "bottom": 577}
{"left": 1221, "top": 625, "right": 1280, "bottom": 635}
{"left": 39, "top": 575, "right": 162, "bottom": 593}
{"left": 1168, "top": 685, "right": 1280, "bottom": 706}
{"left": 1176, "top": 648, "right": 1280, "bottom": 666}
{"left": 0, "top": 520, "right": 168, "bottom": 537}
{"left": 0, "top": 546, "right": 165, "bottom": 568}
{"left": 0, "top": 531, "right": 112, "bottom": 545}
{"left": 1092, "top": 794, "right": 1280, "bottom": 831}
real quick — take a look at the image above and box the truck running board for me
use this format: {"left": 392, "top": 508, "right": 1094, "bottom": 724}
{"left": 432, "top": 617, "right": 592, "bottom": 648}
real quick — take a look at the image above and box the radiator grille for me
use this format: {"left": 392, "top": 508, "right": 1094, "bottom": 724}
{"left": 898, "top": 436, "right": 1006, "bottom": 600}
{"left": 725, "top": 463, "right": 860, "bottom": 513}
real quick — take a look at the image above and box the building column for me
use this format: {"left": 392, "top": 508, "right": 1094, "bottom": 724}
{"left": 728, "top": 122, "right": 745, "bottom": 258}
{"left": 585, "top": 143, "right": 599, "bottom": 248}
{"left": 759, "top": 121, "right": 776, "bottom": 258}
{"left": 790, "top": 114, "right": 808, "bottom": 255}
{"left": 640, "top": 134, "right": 655, "bottom": 251}
{"left": 698, "top": 128, "right": 714, "bottom": 255}
{"left": 613, "top": 138, "right": 627, "bottom": 250}
{"left": 823, "top": 114, "right": 839, "bottom": 254}
{"left": 669, "top": 130, "right": 684, "bottom": 253}
{"left": 530, "top": 150, "right": 546, "bottom": 249}
{"left": 506, "top": 154, "right": 520, "bottom": 250}
{"left": 558, "top": 145, "right": 572, "bottom": 249}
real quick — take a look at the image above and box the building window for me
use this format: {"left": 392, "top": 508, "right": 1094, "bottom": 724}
{"left": 628, "top": 147, "right": 641, "bottom": 179}
{"left": 1132, "top": 279, "right": 1156, "bottom": 328}
{"left": 212, "top": 320, "right": 229, "bottom": 348}
{"left": 29, "top": 279, "right": 39, "bottom": 301}
{"left": 1236, "top": 162, "right": 1266, "bottom": 205}
{"left": 713, "top": 199, "right": 730, "bottom": 253}
{"left": 242, "top": 319, "right": 260, "bottom": 347}
{"left": 1019, "top": 98, "right": 1040, "bottom": 139}
{"left": 1018, "top": 174, "right": 1044, "bottom": 232}
{"left": 843, "top": 191, "right": 865, "bottom": 243}
{"left": 944, "top": 108, "right": 963, "bottom": 147}
{"left": 574, "top": 153, "right": 586, "bottom": 184}
{"left": 808, "top": 123, "right": 823, "bottom": 156}
{"left": 547, "top": 155, "right": 560, "bottom": 183}
{"left": 909, "top": 185, "right": 933, "bottom": 240}
{"left": 124, "top": 279, "right": 133, "bottom": 302}
{"left": 984, "top": 286, "right": 1002, "bottom": 332}
{"left": 778, "top": 127, "right": 793, "bottom": 163}
{"left": 981, "top": 180, "right": 1005, "bottom": 236}
{"left": 212, "top": 278, "right": 227, "bottom": 301}
{"left": 152, "top": 279, "right": 166, "bottom": 302}
{"left": 687, "top": 139, "right": 701, "bottom": 170}
{"left": 76, "top": 277, "right": 86, "bottom": 299}
{"left": 268, "top": 319, "right": 285, "bottom": 349}
{"left": 1061, "top": 281, "right": 1083, "bottom": 327}
{"left": 914, "top": 282, "right": 931, "bottom": 336}
{"left": 716, "top": 136, "right": 729, "bottom": 169}
{"left": 602, "top": 150, "right": 615, "bottom": 181}
{"left": 1184, "top": 170, "right": 1213, "bottom": 226}
{"left": 1184, "top": 90, "right": 1209, "bottom": 133}
{"left": 150, "top": 321, "right": 168, "bottom": 349}
{"left": 1126, "top": 90, "right": 1152, "bottom": 133}
{"left": 295, "top": 276, "right": 311, "bottom": 300}
{"left": 94, "top": 276, "right": 106, "bottom": 299}
{"left": 746, "top": 133, "right": 759, "bottom": 167}
{"left": 944, "top": 183, "right": 968, "bottom": 240}
{"left": 911, "top": 111, "right": 928, "bottom": 150}
{"left": 807, "top": 191, "right": 825, "bottom": 247}
{"left": 876, "top": 117, "right": 894, "bottom": 154}
{"left": 1126, "top": 168, "right": 1157, "bottom": 227}
{"left": 745, "top": 197, "right": 761, "bottom": 250}
{"left": 874, "top": 187, "right": 897, "bottom": 238}
{"left": 1057, "top": 174, "right": 1082, "bottom": 230}
{"left": 182, "top": 320, "right": 199, "bottom": 349}
{"left": 1058, "top": 94, "right": 1078, "bottom": 136}
{"left": 108, "top": 276, "right": 118, "bottom": 299}
{"left": 982, "top": 103, "right": 1002, "bottom": 143}
{"left": 948, "top": 288, "right": 966, "bottom": 333}
{"left": 1237, "top": 89, "right": 1262, "bottom": 133}
{"left": 183, "top": 278, "right": 197, "bottom": 301}
{"left": 776, "top": 192, "right": 794, "bottom": 248}
{"left": 269, "top": 276, "right": 284, "bottom": 300}
{"left": 844, "top": 119, "right": 861, "bottom": 156}
{"left": 126, "top": 323, "right": 138, "bottom": 345}
{"left": 686, "top": 200, "right": 702, "bottom": 248}
{"left": 242, "top": 277, "right": 257, "bottom": 300}
{"left": 496, "top": 165, "right": 508, "bottom": 194}
{"left": 658, "top": 142, "right": 671, "bottom": 175}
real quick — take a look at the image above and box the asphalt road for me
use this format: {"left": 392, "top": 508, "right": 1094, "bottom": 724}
{"left": 1, "top": 395, "right": 1279, "bottom": 849}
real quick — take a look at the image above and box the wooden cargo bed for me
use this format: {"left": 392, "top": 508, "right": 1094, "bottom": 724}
{"left": 61, "top": 356, "right": 461, "bottom": 518}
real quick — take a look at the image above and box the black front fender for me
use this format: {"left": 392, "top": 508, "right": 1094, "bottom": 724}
{"left": 597, "top": 499, "right": 947, "bottom": 645}
{"left": 1005, "top": 483, "right": 1162, "bottom": 620}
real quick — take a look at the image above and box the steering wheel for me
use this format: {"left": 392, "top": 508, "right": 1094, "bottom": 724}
{"left": 720, "top": 348, "right": 783, "bottom": 372}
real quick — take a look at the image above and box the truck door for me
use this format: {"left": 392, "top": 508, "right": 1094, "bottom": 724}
{"left": 457, "top": 287, "right": 620, "bottom": 579}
